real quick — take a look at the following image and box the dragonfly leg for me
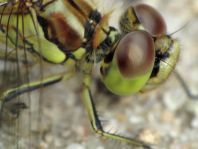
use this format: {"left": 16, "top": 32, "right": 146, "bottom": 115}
{"left": 174, "top": 70, "right": 198, "bottom": 99}
{"left": 0, "top": 71, "right": 74, "bottom": 103}
{"left": 81, "top": 84, "right": 154, "bottom": 149}
{"left": 0, "top": 72, "right": 74, "bottom": 124}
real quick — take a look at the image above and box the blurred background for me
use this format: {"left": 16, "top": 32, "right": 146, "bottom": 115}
{"left": 0, "top": 0, "right": 198, "bottom": 149}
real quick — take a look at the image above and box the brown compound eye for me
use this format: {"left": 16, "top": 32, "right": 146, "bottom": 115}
{"left": 134, "top": 4, "right": 167, "bottom": 36}
{"left": 115, "top": 30, "right": 155, "bottom": 78}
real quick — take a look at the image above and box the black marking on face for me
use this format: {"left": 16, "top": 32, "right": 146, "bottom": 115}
{"left": 150, "top": 40, "right": 173, "bottom": 78}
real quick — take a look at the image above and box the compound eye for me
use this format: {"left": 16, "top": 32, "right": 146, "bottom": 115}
{"left": 115, "top": 30, "right": 155, "bottom": 78}
{"left": 134, "top": 4, "right": 167, "bottom": 36}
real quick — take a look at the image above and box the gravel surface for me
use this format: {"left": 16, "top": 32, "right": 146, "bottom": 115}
{"left": 0, "top": 0, "right": 198, "bottom": 149}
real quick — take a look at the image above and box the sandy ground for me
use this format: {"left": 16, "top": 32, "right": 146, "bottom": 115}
{"left": 0, "top": 0, "right": 198, "bottom": 149}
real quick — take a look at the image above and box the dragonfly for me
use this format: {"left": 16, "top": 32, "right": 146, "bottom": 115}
{"left": 0, "top": 0, "right": 197, "bottom": 149}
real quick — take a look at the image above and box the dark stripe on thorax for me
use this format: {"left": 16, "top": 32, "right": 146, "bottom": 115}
{"left": 64, "top": 0, "right": 93, "bottom": 25}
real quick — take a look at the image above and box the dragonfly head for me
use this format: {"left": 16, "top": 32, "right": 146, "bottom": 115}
{"left": 100, "top": 30, "right": 155, "bottom": 95}
{"left": 100, "top": 4, "right": 180, "bottom": 95}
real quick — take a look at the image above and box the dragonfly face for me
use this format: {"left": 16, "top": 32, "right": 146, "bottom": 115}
{"left": 1, "top": 0, "right": 193, "bottom": 149}
{"left": 101, "top": 4, "right": 180, "bottom": 95}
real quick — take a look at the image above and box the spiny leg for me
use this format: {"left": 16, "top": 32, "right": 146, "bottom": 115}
{"left": 0, "top": 72, "right": 74, "bottom": 119}
{"left": 81, "top": 79, "right": 154, "bottom": 149}
{"left": 1, "top": 72, "right": 74, "bottom": 103}
{"left": 0, "top": 75, "right": 58, "bottom": 121}
{"left": 174, "top": 70, "right": 198, "bottom": 99}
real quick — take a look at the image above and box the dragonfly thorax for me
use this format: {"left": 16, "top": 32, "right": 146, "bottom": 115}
{"left": 35, "top": 0, "right": 120, "bottom": 65}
